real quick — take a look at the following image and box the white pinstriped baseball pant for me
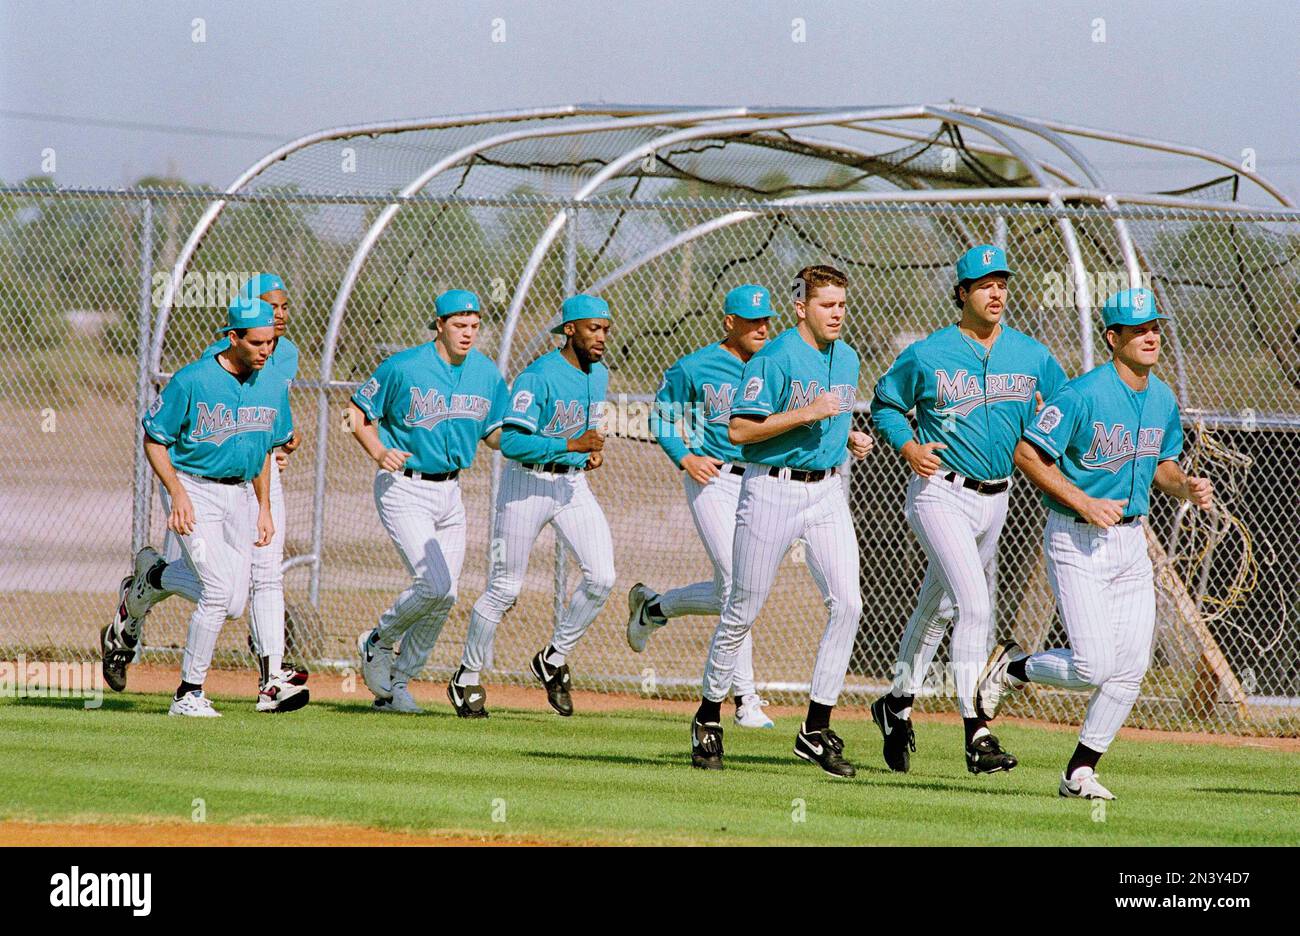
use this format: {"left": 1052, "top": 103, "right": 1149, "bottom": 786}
{"left": 157, "top": 473, "right": 256, "bottom": 685}
{"left": 1023, "top": 512, "right": 1156, "bottom": 753}
{"left": 461, "top": 461, "right": 615, "bottom": 673}
{"left": 656, "top": 468, "right": 757, "bottom": 698}
{"left": 371, "top": 470, "right": 467, "bottom": 685}
{"left": 156, "top": 458, "right": 287, "bottom": 662}
{"left": 890, "top": 473, "right": 1009, "bottom": 718}
{"left": 702, "top": 464, "right": 862, "bottom": 706}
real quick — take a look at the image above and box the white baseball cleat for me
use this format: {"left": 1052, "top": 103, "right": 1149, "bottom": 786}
{"left": 626, "top": 582, "right": 665, "bottom": 653}
{"left": 1058, "top": 766, "right": 1116, "bottom": 800}
{"left": 256, "top": 674, "right": 310, "bottom": 713}
{"left": 168, "top": 689, "right": 221, "bottom": 718}
{"left": 124, "top": 545, "right": 166, "bottom": 619}
{"left": 975, "top": 640, "right": 1029, "bottom": 720}
{"left": 373, "top": 684, "right": 422, "bottom": 714}
{"left": 357, "top": 628, "right": 394, "bottom": 701}
{"left": 734, "top": 693, "right": 775, "bottom": 728}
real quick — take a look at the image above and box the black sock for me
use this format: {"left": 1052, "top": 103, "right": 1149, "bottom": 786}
{"left": 889, "top": 693, "right": 914, "bottom": 713}
{"left": 175, "top": 681, "right": 201, "bottom": 700}
{"left": 733, "top": 695, "right": 744, "bottom": 709}
{"left": 805, "top": 701, "right": 833, "bottom": 733}
{"left": 146, "top": 563, "right": 164, "bottom": 590}
{"left": 258, "top": 656, "right": 270, "bottom": 685}
{"left": 646, "top": 600, "right": 664, "bottom": 619}
{"left": 1066, "top": 743, "right": 1103, "bottom": 779}
{"left": 696, "top": 698, "right": 721, "bottom": 724}
{"left": 1007, "top": 658, "right": 1028, "bottom": 682}
{"left": 963, "top": 717, "right": 988, "bottom": 745}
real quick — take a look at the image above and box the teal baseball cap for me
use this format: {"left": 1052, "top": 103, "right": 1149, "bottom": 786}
{"left": 432, "top": 288, "right": 481, "bottom": 325}
{"left": 956, "top": 244, "right": 1014, "bottom": 284}
{"left": 218, "top": 296, "right": 276, "bottom": 334}
{"left": 237, "top": 273, "right": 287, "bottom": 301}
{"left": 1101, "top": 287, "right": 1167, "bottom": 328}
{"left": 724, "top": 284, "right": 775, "bottom": 319}
{"left": 551, "top": 293, "right": 611, "bottom": 335}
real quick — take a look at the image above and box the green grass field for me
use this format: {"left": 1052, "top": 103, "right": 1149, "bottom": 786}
{"left": 2, "top": 693, "right": 1296, "bottom": 846}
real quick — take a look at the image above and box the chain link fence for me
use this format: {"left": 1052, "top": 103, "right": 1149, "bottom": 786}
{"left": 2, "top": 186, "right": 1297, "bottom": 736}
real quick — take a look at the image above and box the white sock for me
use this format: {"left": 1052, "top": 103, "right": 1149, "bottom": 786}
{"left": 457, "top": 669, "right": 479, "bottom": 687}
{"left": 544, "top": 647, "right": 566, "bottom": 667}
{"left": 269, "top": 653, "right": 282, "bottom": 676}
{"left": 971, "top": 726, "right": 991, "bottom": 742}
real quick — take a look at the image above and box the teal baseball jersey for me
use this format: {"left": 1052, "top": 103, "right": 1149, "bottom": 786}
{"left": 501, "top": 349, "right": 609, "bottom": 468}
{"left": 729, "top": 328, "right": 860, "bottom": 471}
{"left": 351, "top": 344, "right": 508, "bottom": 474}
{"left": 1022, "top": 361, "right": 1183, "bottom": 519}
{"left": 872, "top": 324, "right": 1067, "bottom": 481}
{"left": 204, "top": 335, "right": 300, "bottom": 439}
{"left": 143, "top": 353, "right": 292, "bottom": 481}
{"left": 654, "top": 342, "right": 747, "bottom": 467}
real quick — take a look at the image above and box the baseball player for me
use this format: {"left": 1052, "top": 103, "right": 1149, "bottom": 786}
{"left": 350, "top": 289, "right": 508, "bottom": 715}
{"left": 976, "top": 287, "right": 1213, "bottom": 799}
{"left": 100, "top": 296, "right": 294, "bottom": 716}
{"left": 103, "top": 274, "right": 308, "bottom": 709}
{"left": 451, "top": 294, "right": 614, "bottom": 718}
{"left": 691, "top": 265, "right": 873, "bottom": 775}
{"left": 630, "top": 284, "right": 779, "bottom": 730}
{"left": 868, "top": 245, "right": 1066, "bottom": 774}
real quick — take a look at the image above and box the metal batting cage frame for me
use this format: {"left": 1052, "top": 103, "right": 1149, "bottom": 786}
{"left": 4, "top": 103, "right": 1298, "bottom": 736}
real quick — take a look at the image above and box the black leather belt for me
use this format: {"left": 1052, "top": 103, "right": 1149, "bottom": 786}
{"left": 943, "top": 471, "right": 1009, "bottom": 496}
{"left": 1076, "top": 515, "right": 1139, "bottom": 525}
{"left": 206, "top": 476, "right": 245, "bottom": 486}
{"left": 768, "top": 466, "right": 835, "bottom": 483}
{"left": 522, "top": 462, "right": 581, "bottom": 474}
{"left": 402, "top": 469, "right": 460, "bottom": 482}
{"left": 678, "top": 462, "right": 746, "bottom": 476}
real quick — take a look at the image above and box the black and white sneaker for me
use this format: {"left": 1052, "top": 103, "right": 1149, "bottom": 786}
{"left": 256, "top": 675, "right": 310, "bottom": 713}
{"left": 101, "top": 576, "right": 136, "bottom": 693}
{"left": 794, "top": 723, "right": 856, "bottom": 778}
{"left": 870, "top": 695, "right": 916, "bottom": 773}
{"left": 691, "top": 717, "right": 724, "bottom": 770}
{"left": 447, "top": 668, "right": 489, "bottom": 719}
{"left": 529, "top": 650, "right": 573, "bottom": 716}
{"left": 966, "top": 732, "right": 1018, "bottom": 774}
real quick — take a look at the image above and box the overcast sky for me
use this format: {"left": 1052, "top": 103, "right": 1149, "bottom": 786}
{"left": 2, "top": 0, "right": 1296, "bottom": 203}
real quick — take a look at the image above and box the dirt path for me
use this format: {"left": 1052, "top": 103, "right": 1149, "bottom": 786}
{"left": 0, "top": 821, "right": 551, "bottom": 847}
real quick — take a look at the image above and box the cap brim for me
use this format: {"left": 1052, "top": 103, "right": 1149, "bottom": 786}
{"left": 551, "top": 315, "right": 611, "bottom": 335}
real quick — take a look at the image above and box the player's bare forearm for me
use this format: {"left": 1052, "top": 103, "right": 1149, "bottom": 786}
{"left": 281, "top": 433, "right": 301, "bottom": 454}
{"left": 143, "top": 438, "right": 184, "bottom": 496}
{"left": 253, "top": 453, "right": 271, "bottom": 511}
{"left": 482, "top": 427, "right": 502, "bottom": 451}
{"left": 728, "top": 409, "right": 812, "bottom": 445}
{"left": 1155, "top": 459, "right": 1214, "bottom": 508}
{"left": 1154, "top": 459, "right": 1189, "bottom": 498}
{"left": 348, "top": 403, "right": 386, "bottom": 462}
{"left": 1013, "top": 440, "right": 1091, "bottom": 514}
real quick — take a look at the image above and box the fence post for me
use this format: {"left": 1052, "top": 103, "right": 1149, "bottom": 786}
{"left": 131, "top": 198, "right": 155, "bottom": 553}
{"left": 552, "top": 209, "right": 578, "bottom": 629}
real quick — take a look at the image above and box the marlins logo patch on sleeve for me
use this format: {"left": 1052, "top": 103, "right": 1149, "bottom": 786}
{"left": 359, "top": 378, "right": 380, "bottom": 399}
{"left": 1036, "top": 405, "right": 1063, "bottom": 433}
{"left": 512, "top": 390, "right": 534, "bottom": 413}
{"left": 743, "top": 377, "right": 763, "bottom": 402}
